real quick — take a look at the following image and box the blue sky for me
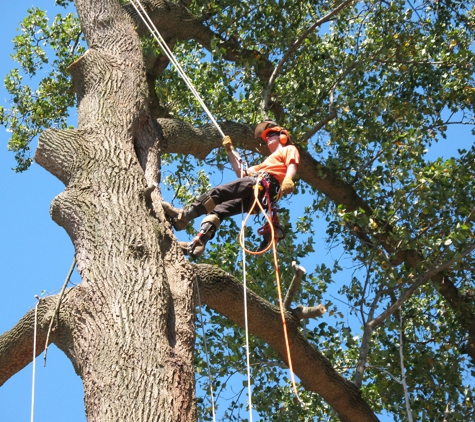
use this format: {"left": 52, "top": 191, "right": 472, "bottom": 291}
{"left": 0, "top": 1, "right": 85, "bottom": 421}
{"left": 1, "top": 1, "right": 473, "bottom": 422}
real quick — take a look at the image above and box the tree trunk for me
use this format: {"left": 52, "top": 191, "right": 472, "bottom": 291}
{"left": 34, "top": 0, "right": 196, "bottom": 420}
{"left": 1, "top": 1, "right": 383, "bottom": 420}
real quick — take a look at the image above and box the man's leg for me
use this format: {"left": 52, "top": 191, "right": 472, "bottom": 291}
{"left": 161, "top": 192, "right": 215, "bottom": 231}
{"left": 182, "top": 194, "right": 257, "bottom": 258}
{"left": 162, "top": 177, "right": 256, "bottom": 230}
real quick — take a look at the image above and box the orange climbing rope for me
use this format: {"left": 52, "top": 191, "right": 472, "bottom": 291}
{"left": 239, "top": 180, "right": 301, "bottom": 401}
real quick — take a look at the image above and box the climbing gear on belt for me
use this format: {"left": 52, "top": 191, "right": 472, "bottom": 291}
{"left": 240, "top": 174, "right": 282, "bottom": 255}
{"left": 251, "top": 172, "right": 281, "bottom": 207}
{"left": 257, "top": 206, "right": 285, "bottom": 252}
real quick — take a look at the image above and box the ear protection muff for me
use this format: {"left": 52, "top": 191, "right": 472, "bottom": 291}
{"left": 279, "top": 130, "right": 290, "bottom": 145}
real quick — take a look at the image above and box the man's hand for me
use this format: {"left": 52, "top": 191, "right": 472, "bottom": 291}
{"left": 223, "top": 135, "right": 233, "bottom": 152}
{"left": 281, "top": 177, "right": 295, "bottom": 195}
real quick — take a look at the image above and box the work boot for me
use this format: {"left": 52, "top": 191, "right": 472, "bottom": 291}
{"left": 182, "top": 214, "right": 221, "bottom": 259}
{"left": 162, "top": 194, "right": 216, "bottom": 231}
{"left": 161, "top": 201, "right": 200, "bottom": 231}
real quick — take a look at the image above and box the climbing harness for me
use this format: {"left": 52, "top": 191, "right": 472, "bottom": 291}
{"left": 239, "top": 174, "right": 283, "bottom": 254}
{"left": 251, "top": 174, "right": 285, "bottom": 252}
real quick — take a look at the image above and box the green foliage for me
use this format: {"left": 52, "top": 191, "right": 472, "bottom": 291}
{"left": 1, "top": 7, "right": 84, "bottom": 171}
{"left": 4, "top": 0, "right": 475, "bottom": 420}
{"left": 175, "top": 1, "right": 475, "bottom": 419}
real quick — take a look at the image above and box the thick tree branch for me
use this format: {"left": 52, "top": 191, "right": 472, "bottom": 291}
{"left": 157, "top": 118, "right": 259, "bottom": 159}
{"left": 195, "top": 263, "right": 379, "bottom": 422}
{"left": 0, "top": 298, "right": 55, "bottom": 387}
{"left": 36, "top": 129, "right": 88, "bottom": 185}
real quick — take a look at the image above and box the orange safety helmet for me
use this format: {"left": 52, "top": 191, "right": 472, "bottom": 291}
{"left": 254, "top": 121, "right": 290, "bottom": 145}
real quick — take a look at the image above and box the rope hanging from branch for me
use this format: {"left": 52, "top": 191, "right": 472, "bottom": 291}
{"left": 130, "top": 0, "right": 226, "bottom": 138}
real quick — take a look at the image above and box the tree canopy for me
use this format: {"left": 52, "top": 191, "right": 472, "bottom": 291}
{"left": 1, "top": 0, "right": 475, "bottom": 421}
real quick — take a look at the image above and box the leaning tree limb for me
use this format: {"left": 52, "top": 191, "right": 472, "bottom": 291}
{"left": 195, "top": 263, "right": 379, "bottom": 422}
{"left": 0, "top": 297, "right": 56, "bottom": 387}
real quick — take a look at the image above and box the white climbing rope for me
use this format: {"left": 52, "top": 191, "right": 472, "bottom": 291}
{"left": 195, "top": 276, "right": 217, "bottom": 422}
{"left": 130, "top": 0, "right": 226, "bottom": 138}
{"left": 240, "top": 169, "right": 254, "bottom": 421}
{"left": 31, "top": 296, "right": 40, "bottom": 422}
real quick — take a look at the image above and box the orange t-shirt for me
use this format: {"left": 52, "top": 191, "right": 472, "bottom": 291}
{"left": 252, "top": 145, "right": 300, "bottom": 184}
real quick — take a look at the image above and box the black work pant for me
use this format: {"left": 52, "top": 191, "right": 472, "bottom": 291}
{"left": 207, "top": 176, "right": 279, "bottom": 220}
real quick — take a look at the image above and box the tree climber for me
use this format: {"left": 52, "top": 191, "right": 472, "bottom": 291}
{"left": 162, "top": 121, "right": 300, "bottom": 258}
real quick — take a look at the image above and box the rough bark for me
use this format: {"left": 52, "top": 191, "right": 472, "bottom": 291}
{"left": 33, "top": 0, "right": 197, "bottom": 420}
{"left": 0, "top": 298, "right": 56, "bottom": 384}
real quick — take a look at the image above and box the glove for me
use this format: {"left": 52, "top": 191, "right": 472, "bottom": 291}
{"left": 281, "top": 177, "right": 295, "bottom": 195}
{"left": 222, "top": 135, "right": 233, "bottom": 152}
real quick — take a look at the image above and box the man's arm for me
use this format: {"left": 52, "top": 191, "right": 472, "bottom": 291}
{"left": 281, "top": 162, "right": 298, "bottom": 195}
{"left": 223, "top": 136, "right": 245, "bottom": 177}
{"left": 227, "top": 149, "right": 245, "bottom": 177}
{"left": 285, "top": 163, "right": 298, "bottom": 180}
